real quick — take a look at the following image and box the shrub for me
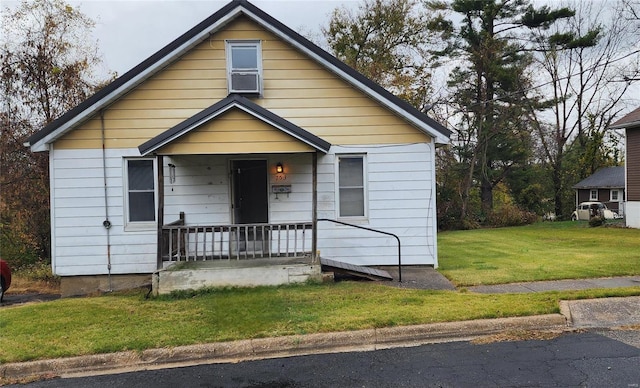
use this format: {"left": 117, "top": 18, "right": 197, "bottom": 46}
{"left": 487, "top": 204, "right": 538, "bottom": 227}
{"left": 462, "top": 218, "right": 481, "bottom": 230}
{"left": 589, "top": 216, "right": 605, "bottom": 227}
{"left": 15, "top": 260, "right": 59, "bottom": 284}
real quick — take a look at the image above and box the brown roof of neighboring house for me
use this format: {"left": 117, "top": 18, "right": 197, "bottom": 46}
{"left": 610, "top": 106, "right": 640, "bottom": 129}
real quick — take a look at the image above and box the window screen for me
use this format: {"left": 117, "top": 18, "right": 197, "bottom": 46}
{"left": 231, "top": 46, "right": 258, "bottom": 69}
{"left": 127, "top": 159, "right": 155, "bottom": 222}
{"left": 338, "top": 156, "right": 365, "bottom": 217}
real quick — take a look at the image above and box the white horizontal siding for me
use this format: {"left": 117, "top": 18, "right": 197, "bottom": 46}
{"left": 626, "top": 201, "right": 640, "bottom": 228}
{"left": 49, "top": 142, "right": 438, "bottom": 276}
{"left": 50, "top": 147, "right": 156, "bottom": 276}
{"left": 164, "top": 154, "right": 230, "bottom": 225}
{"left": 268, "top": 153, "right": 313, "bottom": 223}
{"left": 317, "top": 143, "right": 437, "bottom": 266}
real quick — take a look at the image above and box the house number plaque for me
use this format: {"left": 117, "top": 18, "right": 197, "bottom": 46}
{"left": 272, "top": 185, "right": 292, "bottom": 193}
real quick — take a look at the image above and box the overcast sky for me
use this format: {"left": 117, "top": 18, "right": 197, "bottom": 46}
{"left": 2, "top": 0, "right": 637, "bottom": 115}
{"left": 1, "top": 0, "right": 354, "bottom": 78}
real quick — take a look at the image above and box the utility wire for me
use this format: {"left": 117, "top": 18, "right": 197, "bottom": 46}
{"left": 445, "top": 47, "right": 640, "bottom": 113}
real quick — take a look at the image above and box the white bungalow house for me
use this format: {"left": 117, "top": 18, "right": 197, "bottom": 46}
{"left": 25, "top": 0, "right": 451, "bottom": 296}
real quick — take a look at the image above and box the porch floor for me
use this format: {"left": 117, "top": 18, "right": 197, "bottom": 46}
{"left": 163, "top": 256, "right": 314, "bottom": 271}
{"left": 153, "top": 257, "right": 320, "bottom": 295}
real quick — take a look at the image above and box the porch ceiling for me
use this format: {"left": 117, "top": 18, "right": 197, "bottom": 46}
{"left": 138, "top": 94, "right": 331, "bottom": 155}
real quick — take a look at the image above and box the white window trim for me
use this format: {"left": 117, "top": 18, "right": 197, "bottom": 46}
{"left": 610, "top": 189, "right": 620, "bottom": 202}
{"left": 589, "top": 189, "right": 598, "bottom": 201}
{"left": 335, "top": 154, "right": 368, "bottom": 221}
{"left": 123, "top": 157, "right": 158, "bottom": 231}
{"left": 225, "top": 40, "right": 263, "bottom": 94}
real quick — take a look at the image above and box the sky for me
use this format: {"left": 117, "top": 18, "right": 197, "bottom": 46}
{"left": 2, "top": 0, "right": 638, "bottom": 117}
{"left": 1, "top": 0, "right": 355, "bottom": 78}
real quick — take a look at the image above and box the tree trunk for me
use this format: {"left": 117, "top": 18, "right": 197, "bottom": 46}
{"left": 480, "top": 176, "right": 493, "bottom": 216}
{"left": 552, "top": 166, "right": 563, "bottom": 218}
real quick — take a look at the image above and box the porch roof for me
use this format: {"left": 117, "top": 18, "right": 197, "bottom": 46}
{"left": 138, "top": 94, "right": 332, "bottom": 155}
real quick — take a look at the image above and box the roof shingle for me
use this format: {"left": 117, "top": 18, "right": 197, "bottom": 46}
{"left": 572, "top": 166, "right": 625, "bottom": 189}
{"left": 610, "top": 106, "right": 640, "bottom": 129}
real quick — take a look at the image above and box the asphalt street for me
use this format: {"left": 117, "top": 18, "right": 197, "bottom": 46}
{"left": 9, "top": 329, "right": 640, "bottom": 388}
{"left": 2, "top": 272, "right": 639, "bottom": 385}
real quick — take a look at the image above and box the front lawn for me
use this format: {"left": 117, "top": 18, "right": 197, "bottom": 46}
{"left": 2, "top": 284, "right": 639, "bottom": 364}
{"left": 438, "top": 221, "right": 640, "bottom": 286}
{"left": 1, "top": 221, "right": 639, "bottom": 365}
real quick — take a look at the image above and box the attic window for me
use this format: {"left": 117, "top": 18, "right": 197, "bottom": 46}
{"left": 226, "top": 40, "right": 262, "bottom": 94}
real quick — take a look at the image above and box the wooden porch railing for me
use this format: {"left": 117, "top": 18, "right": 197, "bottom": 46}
{"left": 161, "top": 222, "right": 313, "bottom": 262}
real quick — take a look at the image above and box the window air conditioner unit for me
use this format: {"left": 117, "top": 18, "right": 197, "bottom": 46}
{"left": 230, "top": 72, "right": 260, "bottom": 94}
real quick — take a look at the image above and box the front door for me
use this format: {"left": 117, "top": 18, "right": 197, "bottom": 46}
{"left": 231, "top": 160, "right": 268, "bottom": 224}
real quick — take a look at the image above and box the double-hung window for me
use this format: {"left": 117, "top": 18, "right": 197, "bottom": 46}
{"left": 337, "top": 155, "right": 366, "bottom": 218}
{"left": 125, "top": 158, "right": 156, "bottom": 225}
{"left": 226, "top": 40, "right": 262, "bottom": 94}
{"left": 590, "top": 189, "right": 598, "bottom": 201}
{"left": 611, "top": 189, "right": 620, "bottom": 201}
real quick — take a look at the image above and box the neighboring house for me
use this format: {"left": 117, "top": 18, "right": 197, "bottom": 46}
{"left": 610, "top": 106, "right": 640, "bottom": 228}
{"left": 572, "top": 166, "right": 625, "bottom": 215}
{"left": 25, "top": 0, "right": 451, "bottom": 295}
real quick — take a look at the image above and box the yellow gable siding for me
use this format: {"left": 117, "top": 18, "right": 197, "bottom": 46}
{"left": 157, "top": 109, "right": 314, "bottom": 154}
{"left": 55, "top": 16, "right": 430, "bottom": 151}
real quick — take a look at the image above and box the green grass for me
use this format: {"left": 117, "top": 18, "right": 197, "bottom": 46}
{"left": 2, "top": 283, "right": 640, "bottom": 363}
{"left": 438, "top": 221, "right": 640, "bottom": 286}
{"left": 1, "top": 221, "right": 639, "bottom": 364}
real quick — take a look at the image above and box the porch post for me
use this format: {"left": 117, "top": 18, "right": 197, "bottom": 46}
{"left": 156, "top": 154, "right": 164, "bottom": 270}
{"left": 312, "top": 151, "right": 318, "bottom": 263}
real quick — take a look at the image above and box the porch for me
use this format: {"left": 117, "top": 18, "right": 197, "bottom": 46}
{"left": 160, "top": 218, "right": 314, "bottom": 263}
{"left": 154, "top": 213, "right": 320, "bottom": 294}
{"left": 152, "top": 217, "right": 402, "bottom": 295}
{"left": 153, "top": 256, "right": 322, "bottom": 295}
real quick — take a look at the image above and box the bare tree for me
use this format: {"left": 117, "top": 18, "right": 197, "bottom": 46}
{"left": 1, "top": 0, "right": 108, "bottom": 265}
{"left": 529, "top": 0, "right": 639, "bottom": 218}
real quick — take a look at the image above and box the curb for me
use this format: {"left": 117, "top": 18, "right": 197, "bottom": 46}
{"left": 0, "top": 314, "right": 568, "bottom": 381}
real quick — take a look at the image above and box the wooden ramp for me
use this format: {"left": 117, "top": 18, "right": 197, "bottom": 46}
{"left": 320, "top": 258, "right": 393, "bottom": 281}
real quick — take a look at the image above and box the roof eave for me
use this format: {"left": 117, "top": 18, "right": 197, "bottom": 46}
{"left": 28, "top": 3, "right": 246, "bottom": 152}
{"left": 610, "top": 120, "right": 640, "bottom": 130}
{"left": 236, "top": 4, "right": 452, "bottom": 144}
{"left": 28, "top": 0, "right": 451, "bottom": 151}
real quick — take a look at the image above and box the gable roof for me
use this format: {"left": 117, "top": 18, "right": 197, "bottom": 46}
{"left": 610, "top": 106, "right": 640, "bottom": 129}
{"left": 139, "top": 94, "right": 331, "bottom": 155}
{"left": 572, "top": 166, "right": 625, "bottom": 189}
{"left": 26, "top": 0, "right": 451, "bottom": 152}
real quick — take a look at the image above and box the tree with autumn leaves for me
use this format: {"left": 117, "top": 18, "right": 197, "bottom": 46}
{"left": 324, "top": 0, "right": 638, "bottom": 228}
{"left": 1, "top": 0, "right": 109, "bottom": 266}
{"left": 1, "top": 0, "right": 638, "bottom": 270}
